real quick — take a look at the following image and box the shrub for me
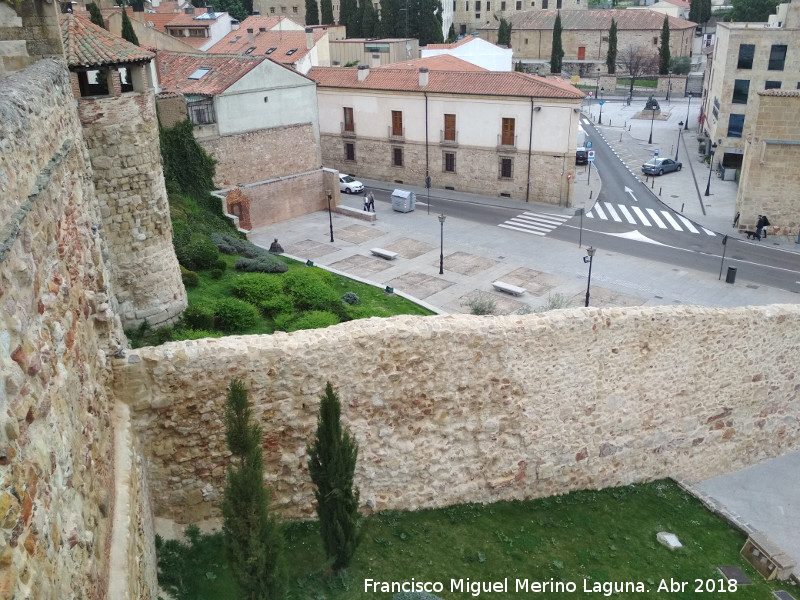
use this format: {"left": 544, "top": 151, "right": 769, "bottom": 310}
{"left": 463, "top": 292, "right": 496, "bottom": 315}
{"left": 235, "top": 256, "right": 288, "bottom": 274}
{"left": 272, "top": 311, "right": 297, "bottom": 332}
{"left": 213, "top": 298, "right": 260, "bottom": 332}
{"left": 215, "top": 258, "right": 227, "bottom": 271}
{"left": 171, "top": 328, "right": 222, "bottom": 341}
{"left": 341, "top": 291, "right": 360, "bottom": 306}
{"left": 535, "top": 292, "right": 569, "bottom": 312}
{"left": 282, "top": 269, "right": 340, "bottom": 310}
{"left": 345, "top": 305, "right": 374, "bottom": 320}
{"left": 210, "top": 233, "right": 274, "bottom": 260}
{"left": 210, "top": 232, "right": 239, "bottom": 255}
{"left": 177, "top": 234, "right": 220, "bottom": 271}
{"left": 232, "top": 273, "right": 284, "bottom": 304}
{"left": 284, "top": 311, "right": 340, "bottom": 332}
{"left": 209, "top": 268, "right": 224, "bottom": 279}
{"left": 180, "top": 265, "right": 199, "bottom": 288}
{"left": 181, "top": 304, "right": 215, "bottom": 330}
{"left": 172, "top": 218, "right": 191, "bottom": 247}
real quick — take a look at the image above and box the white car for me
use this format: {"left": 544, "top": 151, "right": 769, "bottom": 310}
{"left": 339, "top": 174, "right": 364, "bottom": 194}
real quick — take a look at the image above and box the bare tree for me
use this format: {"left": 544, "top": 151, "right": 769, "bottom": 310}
{"left": 616, "top": 45, "right": 659, "bottom": 100}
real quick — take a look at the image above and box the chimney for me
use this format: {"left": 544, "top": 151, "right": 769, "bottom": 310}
{"left": 231, "top": 20, "right": 240, "bottom": 29}
{"left": 418, "top": 66, "right": 429, "bottom": 87}
{"left": 251, "top": 9, "right": 260, "bottom": 14}
{"left": 305, "top": 27, "right": 313, "bottom": 50}
{"left": 357, "top": 64, "right": 369, "bottom": 82}
{"left": 247, "top": 28, "right": 254, "bottom": 43}
{"left": 205, "top": 4, "right": 214, "bottom": 17}
{"left": 259, "top": 27, "right": 266, "bottom": 33}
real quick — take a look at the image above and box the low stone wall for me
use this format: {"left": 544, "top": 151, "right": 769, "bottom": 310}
{"left": 113, "top": 306, "right": 800, "bottom": 524}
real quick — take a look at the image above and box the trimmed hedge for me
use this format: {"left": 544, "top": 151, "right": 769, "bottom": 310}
{"left": 282, "top": 269, "right": 340, "bottom": 310}
{"left": 282, "top": 310, "right": 340, "bottom": 332}
{"left": 213, "top": 298, "right": 259, "bottom": 332}
{"left": 341, "top": 291, "right": 360, "bottom": 306}
{"left": 234, "top": 255, "right": 288, "bottom": 274}
{"left": 177, "top": 234, "right": 220, "bottom": 271}
{"left": 181, "top": 304, "right": 215, "bottom": 330}
{"left": 230, "top": 274, "right": 293, "bottom": 316}
{"left": 180, "top": 265, "right": 199, "bottom": 288}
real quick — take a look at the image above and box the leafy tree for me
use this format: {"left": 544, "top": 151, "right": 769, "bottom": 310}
{"left": 515, "top": 60, "right": 524, "bottom": 72}
{"left": 213, "top": 0, "right": 248, "bottom": 22}
{"left": 361, "top": 0, "right": 380, "bottom": 37}
{"left": 413, "top": 0, "right": 444, "bottom": 45}
{"left": 729, "top": 0, "right": 779, "bottom": 22}
{"left": 87, "top": 2, "right": 106, "bottom": 28}
{"left": 606, "top": 18, "right": 617, "bottom": 75}
{"left": 669, "top": 55, "right": 691, "bottom": 75}
{"left": 658, "top": 15, "right": 670, "bottom": 75}
{"left": 221, "top": 380, "right": 287, "bottom": 599}
{"left": 550, "top": 11, "right": 564, "bottom": 73}
{"left": 129, "top": 0, "right": 144, "bottom": 11}
{"left": 307, "top": 382, "right": 361, "bottom": 572}
{"left": 159, "top": 119, "right": 216, "bottom": 198}
{"left": 306, "top": 0, "right": 319, "bottom": 24}
{"left": 340, "top": 0, "right": 361, "bottom": 36}
{"left": 321, "top": 0, "right": 334, "bottom": 24}
{"left": 446, "top": 22, "right": 456, "bottom": 42}
{"left": 617, "top": 44, "right": 659, "bottom": 98}
{"left": 497, "top": 17, "right": 510, "bottom": 46}
{"left": 689, "top": 0, "right": 711, "bottom": 26}
{"left": 120, "top": 7, "right": 139, "bottom": 46}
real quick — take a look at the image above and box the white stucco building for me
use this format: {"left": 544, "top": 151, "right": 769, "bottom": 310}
{"left": 422, "top": 35, "right": 513, "bottom": 71}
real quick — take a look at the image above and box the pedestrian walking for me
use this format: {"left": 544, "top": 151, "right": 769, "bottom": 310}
{"left": 756, "top": 215, "right": 766, "bottom": 240}
{"left": 363, "top": 195, "right": 369, "bottom": 211}
{"left": 368, "top": 191, "right": 375, "bottom": 212}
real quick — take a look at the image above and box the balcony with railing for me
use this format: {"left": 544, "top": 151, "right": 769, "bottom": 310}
{"left": 388, "top": 125, "right": 405, "bottom": 142}
{"left": 497, "top": 133, "right": 517, "bottom": 151}
{"left": 440, "top": 129, "right": 458, "bottom": 146}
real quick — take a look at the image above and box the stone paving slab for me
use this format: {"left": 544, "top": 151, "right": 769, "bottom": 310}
{"left": 439, "top": 251, "right": 498, "bottom": 276}
{"left": 335, "top": 223, "right": 385, "bottom": 244}
{"left": 286, "top": 239, "right": 341, "bottom": 259}
{"left": 328, "top": 254, "right": 394, "bottom": 278}
{"left": 498, "top": 267, "right": 567, "bottom": 297}
{"left": 382, "top": 237, "right": 437, "bottom": 259}
{"left": 387, "top": 272, "right": 454, "bottom": 299}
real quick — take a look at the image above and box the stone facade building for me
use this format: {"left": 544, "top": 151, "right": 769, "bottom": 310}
{"left": 454, "top": 0, "right": 584, "bottom": 36}
{"left": 310, "top": 61, "right": 585, "bottom": 205}
{"left": 478, "top": 9, "right": 696, "bottom": 76}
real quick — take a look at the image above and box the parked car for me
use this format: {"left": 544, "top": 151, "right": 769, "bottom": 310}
{"left": 576, "top": 148, "right": 588, "bottom": 165}
{"left": 339, "top": 174, "right": 364, "bottom": 194}
{"left": 642, "top": 157, "right": 682, "bottom": 175}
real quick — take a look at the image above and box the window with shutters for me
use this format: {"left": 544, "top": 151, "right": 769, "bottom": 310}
{"left": 444, "top": 114, "right": 456, "bottom": 141}
{"left": 343, "top": 107, "right": 354, "bottom": 132}
{"left": 391, "top": 110, "right": 403, "bottom": 137}
{"left": 501, "top": 117, "right": 515, "bottom": 146}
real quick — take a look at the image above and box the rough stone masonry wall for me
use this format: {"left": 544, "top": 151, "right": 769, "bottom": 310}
{"left": 78, "top": 91, "right": 187, "bottom": 330}
{"left": 114, "top": 307, "right": 800, "bottom": 524}
{"left": 0, "top": 59, "right": 152, "bottom": 599}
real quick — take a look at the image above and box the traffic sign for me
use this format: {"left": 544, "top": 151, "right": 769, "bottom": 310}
{"left": 585, "top": 141, "right": 592, "bottom": 149}
{"left": 588, "top": 150, "right": 595, "bottom": 162}
{"left": 598, "top": 100, "right": 605, "bottom": 105}
{"left": 654, "top": 150, "right": 659, "bottom": 157}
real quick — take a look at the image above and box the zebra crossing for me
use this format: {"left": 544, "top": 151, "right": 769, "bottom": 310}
{"left": 586, "top": 202, "right": 717, "bottom": 236}
{"left": 498, "top": 211, "right": 572, "bottom": 236}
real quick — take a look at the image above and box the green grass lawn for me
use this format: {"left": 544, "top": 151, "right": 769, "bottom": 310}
{"left": 158, "top": 480, "right": 798, "bottom": 599}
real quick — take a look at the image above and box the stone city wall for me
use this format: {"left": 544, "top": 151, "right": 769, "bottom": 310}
{"left": 78, "top": 91, "right": 187, "bottom": 329}
{"left": 200, "top": 122, "right": 321, "bottom": 189}
{"left": 0, "top": 59, "right": 155, "bottom": 600}
{"left": 321, "top": 135, "right": 571, "bottom": 205}
{"left": 114, "top": 307, "right": 800, "bottom": 525}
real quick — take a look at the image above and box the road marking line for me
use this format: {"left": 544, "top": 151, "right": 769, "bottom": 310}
{"left": 646, "top": 208, "right": 668, "bottom": 229}
{"left": 702, "top": 226, "right": 717, "bottom": 236}
{"left": 507, "top": 219, "right": 552, "bottom": 232}
{"left": 677, "top": 214, "right": 700, "bottom": 233}
{"left": 603, "top": 202, "right": 622, "bottom": 222}
{"left": 660, "top": 211, "right": 683, "bottom": 231}
{"left": 498, "top": 223, "right": 546, "bottom": 236}
{"left": 521, "top": 212, "right": 570, "bottom": 224}
{"left": 594, "top": 204, "right": 609, "bottom": 220}
{"left": 631, "top": 205, "right": 651, "bottom": 226}
{"left": 617, "top": 205, "right": 637, "bottom": 224}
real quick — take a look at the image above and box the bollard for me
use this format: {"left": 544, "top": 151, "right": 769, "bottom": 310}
{"left": 659, "top": 187, "right": 662, "bottom": 196}
{"left": 609, "top": 119, "right": 611, "bottom": 127}
{"left": 651, "top": 178, "right": 654, "bottom": 189}
{"left": 620, "top": 133, "right": 623, "bottom": 142}
{"left": 681, "top": 203, "right": 684, "bottom": 212}
{"left": 629, "top": 125, "right": 631, "bottom": 131}
{"left": 589, "top": 190, "right": 593, "bottom": 199}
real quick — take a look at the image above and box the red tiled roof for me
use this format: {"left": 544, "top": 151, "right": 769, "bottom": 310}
{"left": 308, "top": 66, "right": 584, "bottom": 99}
{"left": 234, "top": 15, "right": 302, "bottom": 32}
{"left": 175, "top": 36, "right": 210, "bottom": 48}
{"left": 662, "top": 0, "right": 690, "bottom": 8}
{"left": 149, "top": 1, "right": 184, "bottom": 13}
{"left": 488, "top": 9, "right": 696, "bottom": 31}
{"left": 60, "top": 13, "right": 153, "bottom": 68}
{"left": 164, "top": 9, "right": 217, "bottom": 28}
{"left": 425, "top": 36, "right": 479, "bottom": 50}
{"left": 378, "top": 54, "right": 487, "bottom": 71}
{"left": 207, "top": 29, "right": 324, "bottom": 64}
{"left": 157, "top": 51, "right": 266, "bottom": 95}
{"left": 139, "top": 12, "right": 183, "bottom": 32}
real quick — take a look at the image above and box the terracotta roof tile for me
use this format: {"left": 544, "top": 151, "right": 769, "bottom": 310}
{"left": 157, "top": 51, "right": 266, "bottom": 95}
{"left": 207, "top": 29, "right": 324, "bottom": 64}
{"left": 308, "top": 66, "right": 584, "bottom": 99}
{"left": 60, "top": 13, "right": 154, "bottom": 68}
{"left": 233, "top": 15, "right": 301, "bottom": 31}
{"left": 378, "top": 54, "right": 487, "bottom": 71}
{"left": 164, "top": 9, "right": 218, "bottom": 27}
{"left": 485, "top": 9, "right": 696, "bottom": 31}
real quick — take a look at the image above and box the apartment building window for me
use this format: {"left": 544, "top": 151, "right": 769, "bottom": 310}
{"left": 541, "top": 0, "right": 547, "bottom": 7}
{"left": 516, "top": 0, "right": 521, "bottom": 7}
{"left": 293, "top": 6, "right": 298, "bottom": 12}
{"left": 501, "top": 1, "right": 506, "bottom": 8}
{"left": 732, "top": 79, "right": 749, "bottom": 104}
{"left": 487, "top": 1, "right": 490, "bottom": 8}
{"left": 499, "top": 157, "right": 514, "bottom": 179}
{"left": 270, "top": 6, "right": 275, "bottom": 12}
{"left": 444, "top": 114, "right": 456, "bottom": 141}
{"left": 453, "top": 0, "right": 456, "bottom": 9}
{"left": 653, "top": 37, "right": 658, "bottom": 45}
{"left": 343, "top": 107, "right": 354, "bottom": 132}
{"left": 556, "top": 0, "right": 561, "bottom": 7}
{"left": 444, "top": 151, "right": 456, "bottom": 173}
{"left": 345, "top": 142, "right": 355, "bottom": 160}
{"left": 728, "top": 114, "right": 745, "bottom": 138}
{"left": 475, "top": 0, "right": 481, "bottom": 9}
{"left": 391, "top": 110, "right": 403, "bottom": 137}
{"left": 768, "top": 44, "right": 787, "bottom": 71}
{"left": 737, "top": 44, "right": 754, "bottom": 69}
{"left": 393, "top": 147, "right": 404, "bottom": 166}
{"left": 466, "top": 0, "right": 469, "bottom": 10}
{"left": 501, "top": 117, "right": 515, "bottom": 146}
{"left": 765, "top": 81, "right": 782, "bottom": 89}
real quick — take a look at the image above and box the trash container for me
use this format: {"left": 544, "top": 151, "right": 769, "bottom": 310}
{"left": 391, "top": 189, "right": 416, "bottom": 213}
{"left": 725, "top": 266, "right": 737, "bottom": 284}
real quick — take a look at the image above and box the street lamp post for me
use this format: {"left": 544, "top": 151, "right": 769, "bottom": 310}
{"left": 583, "top": 246, "right": 596, "bottom": 307}
{"left": 648, "top": 106, "right": 656, "bottom": 145}
{"left": 666, "top": 70, "right": 672, "bottom": 104}
{"left": 594, "top": 68, "right": 600, "bottom": 103}
{"left": 438, "top": 213, "right": 446, "bottom": 275}
{"left": 684, "top": 93, "right": 692, "bottom": 130}
{"left": 675, "top": 121, "right": 683, "bottom": 161}
{"left": 326, "top": 189, "right": 334, "bottom": 242}
{"left": 598, "top": 91, "right": 605, "bottom": 124}
{"left": 704, "top": 142, "right": 718, "bottom": 197}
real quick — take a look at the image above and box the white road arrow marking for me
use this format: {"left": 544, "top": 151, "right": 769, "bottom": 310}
{"left": 624, "top": 186, "right": 638, "bottom": 202}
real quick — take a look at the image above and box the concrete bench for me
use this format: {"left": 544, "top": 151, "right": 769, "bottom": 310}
{"left": 334, "top": 204, "right": 376, "bottom": 222}
{"left": 492, "top": 281, "right": 526, "bottom": 296}
{"left": 370, "top": 247, "right": 399, "bottom": 260}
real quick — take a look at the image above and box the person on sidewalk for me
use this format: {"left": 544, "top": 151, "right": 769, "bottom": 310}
{"left": 368, "top": 191, "right": 375, "bottom": 212}
{"left": 363, "top": 194, "right": 369, "bottom": 211}
{"left": 756, "top": 215, "right": 766, "bottom": 240}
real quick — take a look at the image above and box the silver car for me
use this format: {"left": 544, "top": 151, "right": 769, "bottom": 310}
{"left": 642, "top": 157, "right": 682, "bottom": 176}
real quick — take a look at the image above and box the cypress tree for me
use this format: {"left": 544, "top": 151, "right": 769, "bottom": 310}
{"left": 221, "top": 380, "right": 287, "bottom": 599}
{"left": 446, "top": 22, "right": 456, "bottom": 42}
{"left": 307, "top": 382, "right": 361, "bottom": 572}
{"left": 339, "top": 0, "right": 361, "bottom": 35}
{"left": 606, "top": 18, "right": 617, "bottom": 75}
{"left": 550, "top": 11, "right": 563, "bottom": 74}
{"left": 321, "top": 0, "right": 334, "bottom": 25}
{"left": 306, "top": 0, "right": 320, "bottom": 25}
{"left": 87, "top": 2, "right": 106, "bottom": 28}
{"left": 380, "top": 0, "right": 400, "bottom": 36}
{"left": 361, "top": 0, "right": 380, "bottom": 37}
{"left": 120, "top": 7, "right": 139, "bottom": 46}
{"left": 659, "top": 15, "right": 670, "bottom": 75}
{"left": 497, "top": 17, "right": 510, "bottom": 46}
{"left": 416, "top": 0, "right": 443, "bottom": 45}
